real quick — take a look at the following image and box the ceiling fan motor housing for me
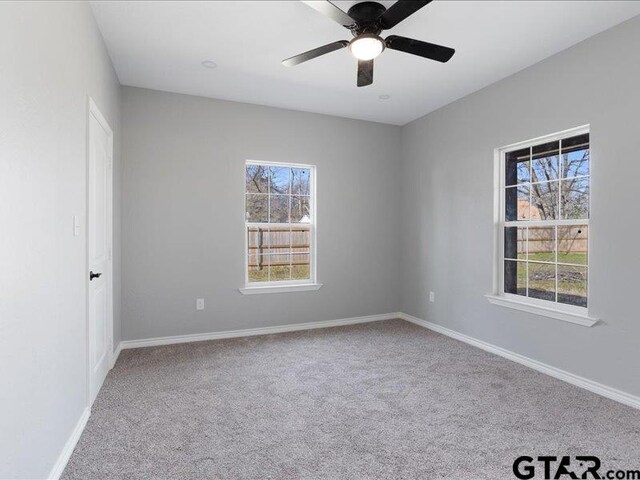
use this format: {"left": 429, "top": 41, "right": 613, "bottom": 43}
{"left": 347, "top": 1, "right": 387, "bottom": 35}
{"left": 284, "top": 0, "right": 455, "bottom": 87}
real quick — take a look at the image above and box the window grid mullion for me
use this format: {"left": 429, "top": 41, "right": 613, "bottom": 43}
{"left": 558, "top": 140, "right": 563, "bottom": 220}
{"left": 525, "top": 226, "right": 529, "bottom": 297}
{"left": 287, "top": 168, "right": 291, "bottom": 280}
{"left": 529, "top": 145, "right": 533, "bottom": 221}
{"left": 555, "top": 225, "right": 558, "bottom": 303}
{"left": 505, "top": 219, "right": 589, "bottom": 228}
{"left": 267, "top": 169, "right": 271, "bottom": 281}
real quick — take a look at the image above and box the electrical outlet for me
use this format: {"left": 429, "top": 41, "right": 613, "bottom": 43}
{"left": 429, "top": 291, "right": 435, "bottom": 303}
{"left": 196, "top": 298, "right": 205, "bottom": 311}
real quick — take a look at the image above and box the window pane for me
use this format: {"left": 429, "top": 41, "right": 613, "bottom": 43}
{"left": 265, "top": 226, "right": 291, "bottom": 255}
{"left": 291, "top": 168, "right": 311, "bottom": 195}
{"left": 530, "top": 181, "right": 558, "bottom": 220}
{"left": 247, "top": 226, "right": 266, "bottom": 254}
{"left": 291, "top": 226, "right": 310, "bottom": 254}
{"left": 500, "top": 133, "right": 589, "bottom": 310}
{"left": 505, "top": 185, "right": 530, "bottom": 221}
{"left": 528, "top": 263, "right": 555, "bottom": 302}
{"left": 246, "top": 194, "right": 267, "bottom": 222}
{"left": 505, "top": 147, "right": 530, "bottom": 186}
{"left": 246, "top": 163, "right": 313, "bottom": 285}
{"left": 528, "top": 226, "right": 555, "bottom": 263}
{"left": 247, "top": 228, "right": 269, "bottom": 281}
{"left": 291, "top": 196, "right": 310, "bottom": 223}
{"left": 532, "top": 140, "right": 559, "bottom": 182}
{"left": 561, "top": 178, "right": 589, "bottom": 220}
{"left": 557, "top": 265, "right": 587, "bottom": 307}
{"left": 558, "top": 225, "right": 588, "bottom": 265}
{"left": 269, "top": 254, "right": 291, "bottom": 281}
{"left": 269, "top": 167, "right": 290, "bottom": 194}
{"left": 504, "top": 260, "right": 526, "bottom": 296}
{"left": 562, "top": 133, "right": 589, "bottom": 178}
{"left": 269, "top": 195, "right": 290, "bottom": 223}
{"left": 504, "top": 227, "right": 526, "bottom": 260}
{"left": 248, "top": 254, "right": 269, "bottom": 282}
{"left": 292, "top": 254, "right": 310, "bottom": 280}
{"left": 246, "top": 165, "right": 268, "bottom": 193}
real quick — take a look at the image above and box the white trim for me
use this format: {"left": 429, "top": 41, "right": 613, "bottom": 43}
{"left": 120, "top": 312, "right": 395, "bottom": 349}
{"left": 86, "top": 96, "right": 114, "bottom": 408}
{"left": 245, "top": 159, "right": 314, "bottom": 169}
{"left": 45, "top": 312, "right": 639, "bottom": 479}
{"left": 111, "top": 342, "right": 122, "bottom": 369}
{"left": 485, "top": 294, "right": 597, "bottom": 327}
{"left": 241, "top": 277, "right": 314, "bottom": 288}
{"left": 398, "top": 313, "right": 640, "bottom": 410}
{"left": 116, "top": 312, "right": 638, "bottom": 410}
{"left": 492, "top": 125, "right": 592, "bottom": 322}
{"left": 239, "top": 283, "right": 323, "bottom": 295}
{"left": 497, "top": 124, "right": 590, "bottom": 152}
{"left": 88, "top": 97, "right": 114, "bottom": 138}
{"left": 504, "top": 218, "right": 588, "bottom": 228}
{"left": 244, "top": 161, "right": 317, "bottom": 287}
{"left": 47, "top": 407, "right": 90, "bottom": 480}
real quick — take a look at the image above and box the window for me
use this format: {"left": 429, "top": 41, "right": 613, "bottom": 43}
{"left": 243, "top": 161, "right": 317, "bottom": 291}
{"left": 490, "top": 126, "right": 595, "bottom": 325}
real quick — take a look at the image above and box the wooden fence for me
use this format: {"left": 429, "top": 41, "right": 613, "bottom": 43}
{"left": 512, "top": 226, "right": 588, "bottom": 254}
{"left": 247, "top": 226, "right": 310, "bottom": 268}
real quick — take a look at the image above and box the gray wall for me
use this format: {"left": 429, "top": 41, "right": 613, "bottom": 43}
{"left": 0, "top": 2, "right": 121, "bottom": 478}
{"left": 121, "top": 87, "right": 401, "bottom": 340}
{"left": 400, "top": 15, "right": 640, "bottom": 397}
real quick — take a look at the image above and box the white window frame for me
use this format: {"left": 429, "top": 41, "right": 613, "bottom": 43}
{"left": 239, "top": 160, "right": 321, "bottom": 295}
{"left": 486, "top": 125, "right": 598, "bottom": 327}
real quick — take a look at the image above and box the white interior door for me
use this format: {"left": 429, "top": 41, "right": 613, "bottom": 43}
{"left": 88, "top": 99, "right": 113, "bottom": 406}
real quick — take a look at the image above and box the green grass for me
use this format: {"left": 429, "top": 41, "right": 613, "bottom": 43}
{"left": 524, "top": 252, "right": 587, "bottom": 264}
{"left": 510, "top": 258, "right": 587, "bottom": 302}
{"left": 248, "top": 265, "right": 310, "bottom": 283}
{"left": 513, "top": 252, "right": 587, "bottom": 264}
{"left": 556, "top": 252, "right": 588, "bottom": 265}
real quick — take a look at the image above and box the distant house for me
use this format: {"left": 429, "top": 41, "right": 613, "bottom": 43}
{"left": 518, "top": 198, "right": 541, "bottom": 220}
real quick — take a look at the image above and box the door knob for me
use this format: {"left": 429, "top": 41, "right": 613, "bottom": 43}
{"left": 89, "top": 271, "right": 102, "bottom": 281}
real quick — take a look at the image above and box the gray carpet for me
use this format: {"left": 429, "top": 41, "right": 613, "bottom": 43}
{"left": 62, "top": 319, "right": 640, "bottom": 479}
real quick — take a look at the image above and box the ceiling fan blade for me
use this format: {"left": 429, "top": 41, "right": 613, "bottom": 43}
{"left": 379, "top": 0, "right": 433, "bottom": 29}
{"left": 357, "top": 59, "right": 373, "bottom": 87}
{"left": 385, "top": 35, "right": 455, "bottom": 63}
{"left": 302, "top": 1, "right": 357, "bottom": 28}
{"left": 282, "top": 40, "right": 349, "bottom": 67}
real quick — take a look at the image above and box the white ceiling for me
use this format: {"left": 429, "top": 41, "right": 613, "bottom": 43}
{"left": 91, "top": 1, "right": 640, "bottom": 125}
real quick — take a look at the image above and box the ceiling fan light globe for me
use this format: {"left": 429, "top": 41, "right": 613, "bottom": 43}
{"left": 349, "top": 35, "right": 385, "bottom": 61}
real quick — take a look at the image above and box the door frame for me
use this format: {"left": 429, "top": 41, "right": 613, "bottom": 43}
{"left": 85, "top": 96, "right": 114, "bottom": 407}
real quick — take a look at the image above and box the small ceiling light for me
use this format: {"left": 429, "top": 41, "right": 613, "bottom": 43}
{"left": 201, "top": 60, "right": 217, "bottom": 69}
{"left": 379, "top": 94, "right": 391, "bottom": 100}
{"left": 349, "top": 34, "right": 385, "bottom": 61}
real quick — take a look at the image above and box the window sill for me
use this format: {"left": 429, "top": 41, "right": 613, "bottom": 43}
{"left": 485, "top": 294, "right": 598, "bottom": 327}
{"left": 239, "top": 283, "right": 323, "bottom": 295}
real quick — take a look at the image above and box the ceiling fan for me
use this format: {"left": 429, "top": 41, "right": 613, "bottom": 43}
{"left": 282, "top": 0, "right": 455, "bottom": 87}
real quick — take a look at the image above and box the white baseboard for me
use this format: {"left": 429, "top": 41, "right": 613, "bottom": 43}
{"left": 120, "top": 313, "right": 399, "bottom": 350}
{"left": 398, "top": 312, "right": 640, "bottom": 411}
{"left": 111, "top": 342, "right": 122, "bottom": 369}
{"left": 48, "top": 338, "right": 121, "bottom": 479}
{"left": 47, "top": 407, "right": 90, "bottom": 480}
